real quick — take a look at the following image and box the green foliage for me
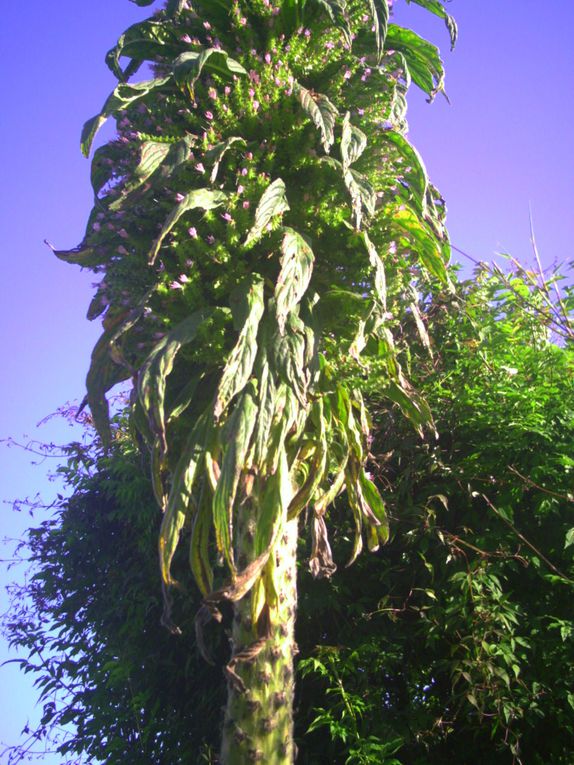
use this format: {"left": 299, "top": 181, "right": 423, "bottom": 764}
{"left": 52, "top": 0, "right": 454, "bottom": 642}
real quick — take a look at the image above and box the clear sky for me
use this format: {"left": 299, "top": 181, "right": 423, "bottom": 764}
{"left": 1, "top": 0, "right": 573, "bottom": 760}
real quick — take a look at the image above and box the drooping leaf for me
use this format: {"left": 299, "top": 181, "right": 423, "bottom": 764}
{"left": 274, "top": 229, "right": 315, "bottom": 334}
{"left": 213, "top": 385, "right": 258, "bottom": 574}
{"left": 86, "top": 309, "right": 143, "bottom": 444}
{"left": 391, "top": 205, "right": 448, "bottom": 282}
{"left": 310, "top": 0, "right": 352, "bottom": 45}
{"left": 81, "top": 76, "right": 171, "bottom": 156}
{"left": 341, "top": 112, "right": 367, "bottom": 170}
{"left": 173, "top": 49, "right": 247, "bottom": 94}
{"left": 204, "top": 136, "right": 246, "bottom": 183}
{"left": 366, "top": 0, "right": 389, "bottom": 64}
{"left": 309, "top": 514, "right": 337, "bottom": 578}
{"left": 138, "top": 309, "right": 213, "bottom": 452}
{"left": 189, "top": 485, "right": 215, "bottom": 597}
{"left": 214, "top": 275, "right": 265, "bottom": 419}
{"left": 406, "top": 0, "right": 458, "bottom": 49}
{"left": 108, "top": 140, "right": 171, "bottom": 204}
{"left": 148, "top": 189, "right": 229, "bottom": 265}
{"left": 159, "top": 413, "right": 211, "bottom": 589}
{"left": 363, "top": 231, "right": 387, "bottom": 309}
{"left": 295, "top": 84, "right": 339, "bottom": 153}
{"left": 244, "top": 178, "right": 290, "bottom": 248}
{"left": 380, "top": 130, "right": 430, "bottom": 210}
{"left": 106, "top": 19, "right": 178, "bottom": 81}
{"left": 386, "top": 25, "right": 445, "bottom": 99}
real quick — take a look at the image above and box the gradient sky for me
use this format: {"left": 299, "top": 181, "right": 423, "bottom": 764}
{"left": 1, "top": 0, "right": 573, "bottom": 760}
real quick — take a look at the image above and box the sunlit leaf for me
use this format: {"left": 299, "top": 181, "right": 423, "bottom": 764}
{"left": 274, "top": 229, "right": 315, "bottom": 334}
{"left": 244, "top": 178, "right": 290, "bottom": 248}
{"left": 295, "top": 84, "right": 339, "bottom": 153}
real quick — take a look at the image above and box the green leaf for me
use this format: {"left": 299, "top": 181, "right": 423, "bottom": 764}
{"left": 173, "top": 49, "right": 247, "bottom": 93}
{"left": 406, "top": 0, "right": 458, "bottom": 49}
{"left": 341, "top": 112, "right": 367, "bottom": 170}
{"left": 274, "top": 229, "right": 315, "bottom": 334}
{"left": 189, "top": 486, "right": 214, "bottom": 597}
{"left": 386, "top": 25, "right": 445, "bottom": 99}
{"left": 295, "top": 84, "right": 339, "bottom": 153}
{"left": 392, "top": 205, "right": 448, "bottom": 282}
{"left": 204, "top": 136, "right": 246, "bottom": 184}
{"left": 565, "top": 528, "right": 574, "bottom": 550}
{"left": 213, "top": 385, "right": 258, "bottom": 573}
{"left": 81, "top": 76, "right": 171, "bottom": 156}
{"left": 311, "top": 0, "right": 352, "bottom": 45}
{"left": 108, "top": 140, "right": 171, "bottom": 204}
{"left": 366, "top": 0, "right": 389, "bottom": 63}
{"left": 138, "top": 309, "right": 213, "bottom": 452}
{"left": 214, "top": 275, "right": 265, "bottom": 419}
{"left": 244, "top": 178, "right": 290, "bottom": 248}
{"left": 159, "top": 413, "right": 210, "bottom": 588}
{"left": 148, "top": 189, "right": 229, "bottom": 265}
{"left": 380, "top": 130, "right": 430, "bottom": 209}
{"left": 106, "top": 20, "right": 178, "bottom": 81}
{"left": 86, "top": 309, "right": 142, "bottom": 444}
{"left": 363, "top": 232, "right": 387, "bottom": 308}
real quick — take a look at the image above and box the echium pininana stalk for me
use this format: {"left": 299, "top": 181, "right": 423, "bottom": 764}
{"left": 52, "top": 0, "right": 456, "bottom": 760}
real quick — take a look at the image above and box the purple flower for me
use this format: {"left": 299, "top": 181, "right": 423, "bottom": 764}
{"left": 221, "top": 212, "right": 233, "bottom": 223}
{"left": 207, "top": 235, "right": 216, "bottom": 245}
{"left": 117, "top": 245, "right": 129, "bottom": 256}
{"left": 92, "top": 222, "right": 101, "bottom": 232}
{"left": 118, "top": 228, "right": 129, "bottom": 239}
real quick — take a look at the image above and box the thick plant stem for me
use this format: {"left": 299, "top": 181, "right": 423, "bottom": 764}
{"left": 220, "top": 517, "right": 299, "bottom": 764}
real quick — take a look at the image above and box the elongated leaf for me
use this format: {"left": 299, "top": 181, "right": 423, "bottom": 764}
{"left": 380, "top": 130, "right": 430, "bottom": 210}
{"left": 244, "top": 178, "right": 290, "bottom": 248}
{"left": 214, "top": 275, "right": 265, "bottom": 419}
{"left": 213, "top": 385, "right": 258, "bottom": 573}
{"left": 384, "top": 379, "right": 434, "bottom": 436}
{"left": 386, "top": 25, "right": 445, "bottom": 99}
{"left": 358, "top": 469, "right": 389, "bottom": 542}
{"left": 271, "top": 313, "right": 310, "bottom": 406}
{"left": 189, "top": 486, "right": 214, "bottom": 597}
{"left": 392, "top": 205, "right": 448, "bottom": 282}
{"left": 309, "top": 514, "right": 337, "bottom": 578}
{"left": 81, "top": 76, "right": 171, "bottom": 156}
{"left": 295, "top": 84, "right": 339, "bottom": 153}
{"left": 311, "top": 0, "right": 351, "bottom": 45}
{"left": 47, "top": 240, "right": 101, "bottom": 268}
{"left": 341, "top": 112, "right": 367, "bottom": 170}
{"left": 106, "top": 19, "right": 178, "bottom": 80}
{"left": 363, "top": 231, "right": 387, "bottom": 309}
{"left": 86, "top": 308, "right": 142, "bottom": 444}
{"left": 204, "top": 136, "right": 246, "bottom": 183}
{"left": 251, "top": 353, "right": 278, "bottom": 469}
{"left": 174, "top": 49, "right": 247, "bottom": 93}
{"left": 406, "top": 0, "right": 458, "bottom": 49}
{"left": 344, "top": 167, "right": 376, "bottom": 228}
{"left": 366, "top": 0, "right": 389, "bottom": 63}
{"left": 148, "top": 189, "right": 229, "bottom": 264}
{"left": 159, "top": 414, "right": 210, "bottom": 588}
{"left": 275, "top": 229, "right": 315, "bottom": 334}
{"left": 138, "top": 309, "right": 213, "bottom": 452}
{"left": 109, "top": 140, "right": 171, "bottom": 205}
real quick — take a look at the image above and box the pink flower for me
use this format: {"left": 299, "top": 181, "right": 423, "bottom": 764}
{"left": 237, "top": 185, "right": 245, "bottom": 194}
{"left": 117, "top": 245, "right": 129, "bottom": 256}
{"left": 92, "top": 222, "right": 101, "bottom": 232}
{"left": 205, "top": 111, "right": 214, "bottom": 120}
{"left": 249, "top": 87, "right": 256, "bottom": 98}
{"left": 179, "top": 274, "right": 190, "bottom": 283}
{"left": 239, "top": 16, "right": 247, "bottom": 25}
{"left": 344, "top": 69, "right": 352, "bottom": 80}
{"left": 118, "top": 228, "right": 129, "bottom": 239}
{"left": 195, "top": 162, "right": 205, "bottom": 173}
{"left": 181, "top": 34, "right": 192, "bottom": 43}
{"left": 208, "top": 87, "right": 218, "bottom": 100}
{"left": 242, "top": 200, "right": 250, "bottom": 209}
{"left": 203, "top": 21, "right": 211, "bottom": 30}
{"left": 207, "top": 235, "right": 216, "bottom": 245}
{"left": 246, "top": 151, "right": 253, "bottom": 160}
{"left": 188, "top": 227, "right": 198, "bottom": 238}
{"left": 175, "top": 192, "right": 185, "bottom": 202}
{"left": 264, "top": 52, "right": 272, "bottom": 64}
{"left": 222, "top": 212, "right": 233, "bottom": 222}
{"left": 241, "top": 167, "right": 248, "bottom": 176}
{"left": 170, "top": 281, "right": 183, "bottom": 290}
{"left": 224, "top": 85, "right": 231, "bottom": 95}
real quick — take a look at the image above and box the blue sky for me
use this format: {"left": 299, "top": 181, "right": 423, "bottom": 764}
{"left": 1, "top": 0, "right": 573, "bottom": 760}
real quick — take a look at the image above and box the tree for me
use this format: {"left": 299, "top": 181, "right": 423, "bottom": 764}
{"left": 47, "top": 0, "right": 455, "bottom": 760}
{"left": 4, "top": 261, "right": 573, "bottom": 764}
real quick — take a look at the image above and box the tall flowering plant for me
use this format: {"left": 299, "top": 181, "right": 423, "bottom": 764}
{"left": 53, "top": 0, "right": 455, "bottom": 760}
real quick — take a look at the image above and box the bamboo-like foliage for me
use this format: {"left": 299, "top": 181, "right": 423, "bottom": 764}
{"left": 53, "top": 0, "right": 454, "bottom": 650}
